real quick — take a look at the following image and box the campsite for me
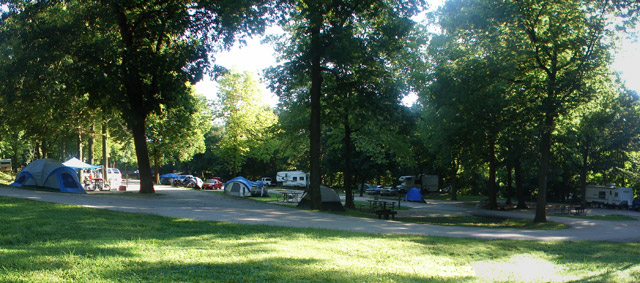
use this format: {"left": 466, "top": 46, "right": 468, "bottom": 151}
{"left": 3, "top": 1, "right": 640, "bottom": 282}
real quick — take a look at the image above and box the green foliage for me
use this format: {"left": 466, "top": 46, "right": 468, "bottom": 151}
{"left": 147, "top": 89, "right": 212, "bottom": 178}
{"left": 215, "top": 70, "right": 278, "bottom": 176}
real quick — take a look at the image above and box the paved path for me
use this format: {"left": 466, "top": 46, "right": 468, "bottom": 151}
{"left": 1, "top": 181, "right": 639, "bottom": 243}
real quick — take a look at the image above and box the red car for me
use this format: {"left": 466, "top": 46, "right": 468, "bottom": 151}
{"left": 202, "top": 178, "right": 222, "bottom": 190}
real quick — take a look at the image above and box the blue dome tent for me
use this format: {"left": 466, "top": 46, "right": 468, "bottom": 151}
{"left": 12, "top": 159, "right": 86, "bottom": 194}
{"left": 403, "top": 187, "right": 425, "bottom": 203}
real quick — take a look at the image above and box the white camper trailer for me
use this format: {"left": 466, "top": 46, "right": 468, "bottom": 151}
{"left": 585, "top": 185, "right": 634, "bottom": 208}
{"left": 398, "top": 175, "right": 439, "bottom": 193}
{"left": 276, "top": 171, "right": 309, "bottom": 187}
{"left": 0, "top": 159, "right": 11, "bottom": 172}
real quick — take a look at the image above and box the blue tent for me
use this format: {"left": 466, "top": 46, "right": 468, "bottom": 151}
{"left": 404, "top": 187, "right": 425, "bottom": 203}
{"left": 12, "top": 159, "right": 86, "bottom": 194}
{"left": 224, "top": 176, "right": 268, "bottom": 197}
{"left": 160, "top": 173, "right": 180, "bottom": 178}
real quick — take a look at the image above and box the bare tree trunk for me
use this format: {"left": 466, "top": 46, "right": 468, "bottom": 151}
{"left": 88, "top": 123, "right": 95, "bottom": 164}
{"left": 515, "top": 157, "right": 528, "bottom": 209}
{"left": 505, "top": 163, "right": 513, "bottom": 205}
{"left": 487, "top": 138, "right": 498, "bottom": 210}
{"left": 308, "top": 12, "right": 323, "bottom": 210}
{"left": 343, "top": 112, "right": 354, "bottom": 209}
{"left": 78, "top": 131, "right": 83, "bottom": 161}
{"left": 534, "top": 112, "right": 554, "bottom": 223}
{"left": 102, "top": 121, "right": 109, "bottom": 188}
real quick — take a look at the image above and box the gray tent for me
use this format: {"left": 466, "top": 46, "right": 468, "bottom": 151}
{"left": 297, "top": 185, "right": 344, "bottom": 211}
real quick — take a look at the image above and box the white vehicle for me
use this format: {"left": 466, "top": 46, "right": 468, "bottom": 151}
{"left": 106, "top": 168, "right": 122, "bottom": 189}
{"left": 0, "top": 159, "right": 11, "bottom": 172}
{"left": 276, "top": 171, "right": 309, "bottom": 187}
{"left": 260, "top": 177, "right": 272, "bottom": 186}
{"left": 585, "top": 185, "right": 634, "bottom": 208}
{"left": 398, "top": 175, "right": 439, "bottom": 192}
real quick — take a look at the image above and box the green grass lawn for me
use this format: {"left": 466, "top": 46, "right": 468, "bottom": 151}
{"left": 1, "top": 196, "right": 639, "bottom": 282}
{"left": 398, "top": 215, "right": 567, "bottom": 230}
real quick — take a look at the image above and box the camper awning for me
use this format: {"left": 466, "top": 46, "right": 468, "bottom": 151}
{"left": 63, "top": 158, "right": 101, "bottom": 169}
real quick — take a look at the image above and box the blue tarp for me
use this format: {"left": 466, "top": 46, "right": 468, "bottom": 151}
{"left": 160, "top": 173, "right": 180, "bottom": 178}
{"left": 404, "top": 187, "right": 425, "bottom": 203}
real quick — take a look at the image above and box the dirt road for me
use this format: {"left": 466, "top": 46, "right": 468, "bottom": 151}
{"left": 1, "top": 181, "right": 639, "bottom": 242}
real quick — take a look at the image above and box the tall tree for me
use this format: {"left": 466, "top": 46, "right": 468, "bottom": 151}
{"left": 215, "top": 70, "right": 278, "bottom": 176}
{"left": 0, "top": 0, "right": 276, "bottom": 193}
{"left": 268, "top": 0, "right": 425, "bottom": 209}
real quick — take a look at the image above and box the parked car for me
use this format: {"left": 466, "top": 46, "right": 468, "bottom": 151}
{"left": 173, "top": 175, "right": 193, "bottom": 186}
{"left": 380, "top": 186, "right": 398, "bottom": 196}
{"left": 202, "top": 179, "right": 223, "bottom": 190}
{"left": 366, "top": 185, "right": 383, "bottom": 195}
{"left": 395, "top": 185, "right": 407, "bottom": 194}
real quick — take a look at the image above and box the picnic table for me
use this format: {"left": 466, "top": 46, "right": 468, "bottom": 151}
{"left": 281, "top": 191, "right": 302, "bottom": 203}
{"left": 365, "top": 200, "right": 397, "bottom": 220}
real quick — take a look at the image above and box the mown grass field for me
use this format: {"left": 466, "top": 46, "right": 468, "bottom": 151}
{"left": 1, "top": 195, "right": 639, "bottom": 282}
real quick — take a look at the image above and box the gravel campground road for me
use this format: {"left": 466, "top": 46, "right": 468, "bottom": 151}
{"left": 1, "top": 181, "right": 640, "bottom": 243}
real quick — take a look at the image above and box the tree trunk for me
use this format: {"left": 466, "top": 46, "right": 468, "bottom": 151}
{"left": 534, "top": 112, "right": 554, "bottom": 223}
{"left": 61, "top": 137, "right": 66, "bottom": 161}
{"left": 449, "top": 160, "right": 458, "bottom": 201}
{"left": 132, "top": 116, "right": 154, "bottom": 194}
{"left": 343, "top": 112, "right": 354, "bottom": 209}
{"left": 579, "top": 147, "right": 589, "bottom": 204}
{"left": 112, "top": 2, "right": 154, "bottom": 194}
{"left": 88, "top": 123, "right": 95, "bottom": 164}
{"left": 505, "top": 163, "right": 513, "bottom": 205}
{"left": 154, "top": 151, "right": 160, "bottom": 184}
{"left": 515, "top": 157, "right": 528, "bottom": 209}
{"left": 308, "top": 13, "right": 323, "bottom": 210}
{"left": 102, "top": 121, "right": 109, "bottom": 187}
{"left": 78, "top": 131, "right": 83, "bottom": 161}
{"left": 487, "top": 138, "right": 498, "bottom": 210}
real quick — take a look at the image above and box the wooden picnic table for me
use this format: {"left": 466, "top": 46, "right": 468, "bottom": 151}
{"left": 281, "top": 191, "right": 302, "bottom": 203}
{"left": 366, "top": 200, "right": 397, "bottom": 220}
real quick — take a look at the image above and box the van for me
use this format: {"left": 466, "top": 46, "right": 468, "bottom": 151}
{"left": 106, "top": 168, "right": 122, "bottom": 189}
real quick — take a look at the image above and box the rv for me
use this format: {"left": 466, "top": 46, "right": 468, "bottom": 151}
{"left": 0, "top": 159, "right": 11, "bottom": 172}
{"left": 397, "top": 175, "right": 439, "bottom": 193}
{"left": 585, "top": 185, "right": 634, "bottom": 208}
{"left": 276, "top": 171, "right": 309, "bottom": 187}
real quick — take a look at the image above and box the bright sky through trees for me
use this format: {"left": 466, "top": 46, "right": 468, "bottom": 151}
{"left": 191, "top": 0, "right": 639, "bottom": 108}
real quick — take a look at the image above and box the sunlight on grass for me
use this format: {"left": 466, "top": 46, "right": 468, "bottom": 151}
{"left": 1, "top": 196, "right": 639, "bottom": 282}
{"left": 472, "top": 253, "right": 578, "bottom": 282}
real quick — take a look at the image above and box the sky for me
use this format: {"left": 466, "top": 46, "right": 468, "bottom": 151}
{"left": 196, "top": 25, "right": 640, "bottom": 109}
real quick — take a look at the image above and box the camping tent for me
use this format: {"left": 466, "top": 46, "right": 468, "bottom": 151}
{"left": 11, "top": 158, "right": 86, "bottom": 193}
{"left": 63, "top": 157, "right": 101, "bottom": 169}
{"left": 224, "top": 176, "right": 268, "bottom": 197}
{"left": 160, "top": 173, "right": 180, "bottom": 178}
{"left": 297, "top": 185, "right": 345, "bottom": 211}
{"left": 404, "top": 187, "right": 425, "bottom": 203}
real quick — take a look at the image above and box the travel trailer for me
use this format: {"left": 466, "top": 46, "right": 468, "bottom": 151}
{"left": 397, "top": 175, "right": 439, "bottom": 193}
{"left": 585, "top": 185, "right": 634, "bottom": 208}
{"left": 0, "top": 159, "right": 11, "bottom": 172}
{"left": 276, "top": 171, "right": 309, "bottom": 187}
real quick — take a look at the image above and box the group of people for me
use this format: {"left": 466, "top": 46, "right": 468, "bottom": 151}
{"left": 81, "top": 169, "right": 103, "bottom": 190}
